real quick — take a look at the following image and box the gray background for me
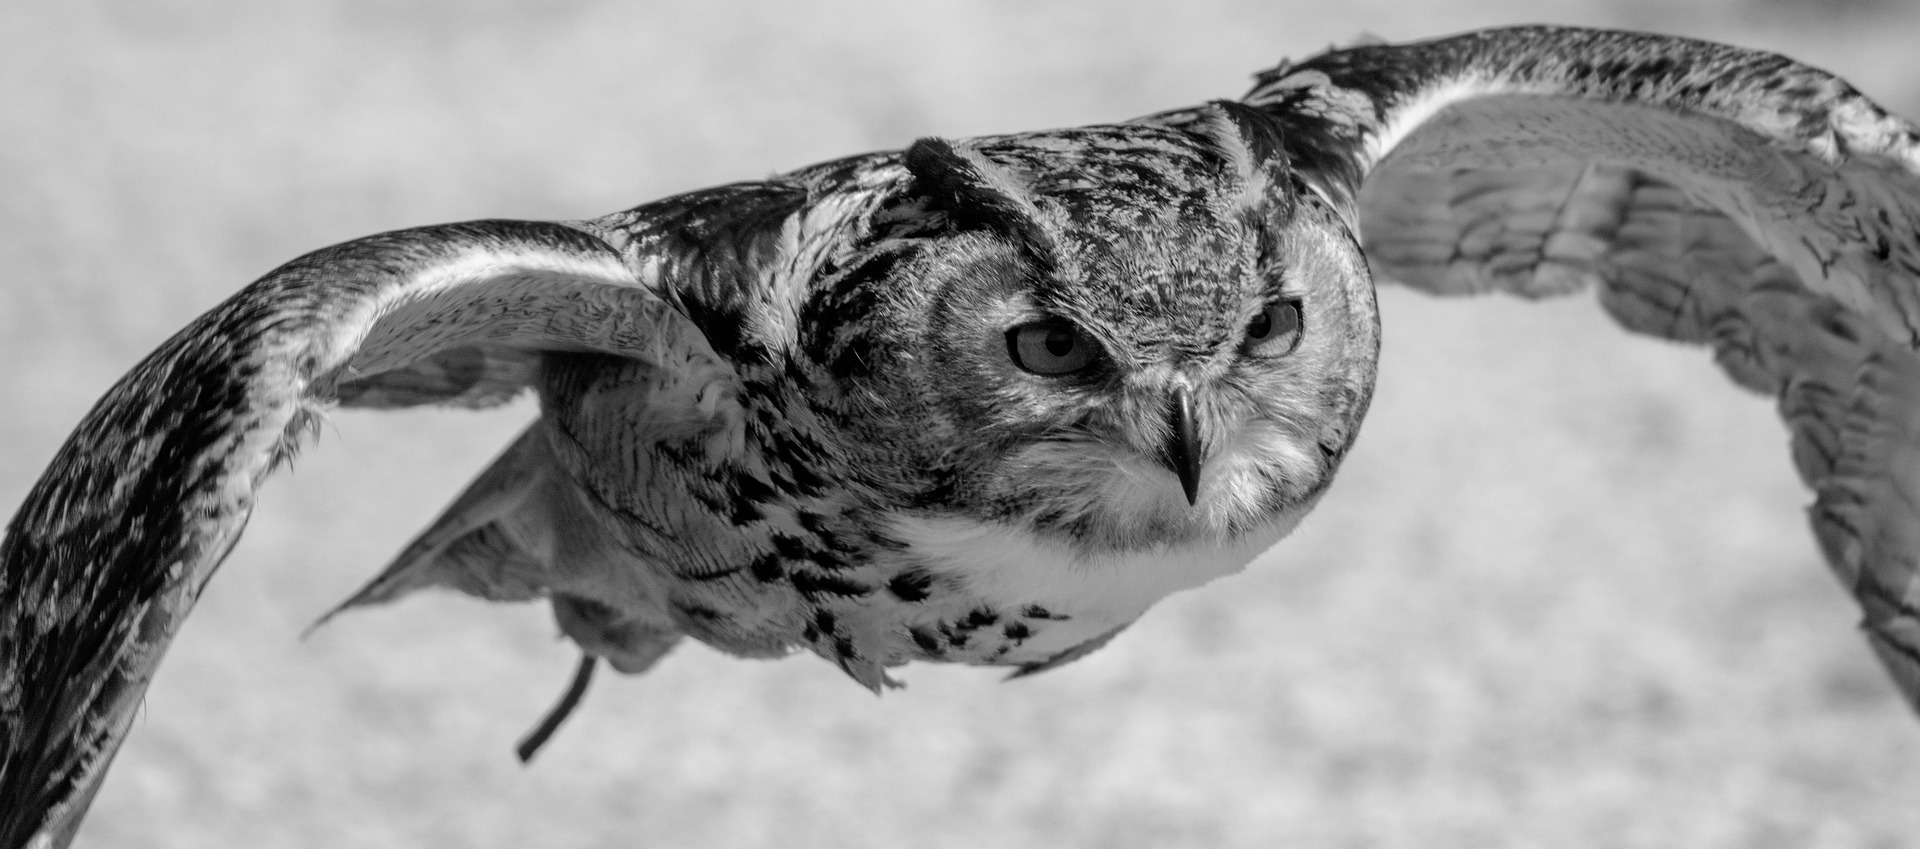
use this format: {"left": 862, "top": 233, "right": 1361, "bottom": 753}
{"left": 4, "top": 1, "right": 1918, "bottom": 846}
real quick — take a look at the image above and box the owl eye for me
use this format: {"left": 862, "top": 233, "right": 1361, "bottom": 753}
{"left": 1241, "top": 298, "right": 1303, "bottom": 355}
{"left": 1007, "top": 318, "right": 1099, "bottom": 375}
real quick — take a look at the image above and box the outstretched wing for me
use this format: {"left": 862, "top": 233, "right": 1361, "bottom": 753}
{"left": 1229, "top": 26, "right": 1920, "bottom": 713}
{"left": 0, "top": 219, "right": 731, "bottom": 849}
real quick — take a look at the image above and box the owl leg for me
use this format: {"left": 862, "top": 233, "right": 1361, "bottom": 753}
{"left": 513, "top": 596, "right": 681, "bottom": 762}
{"left": 515, "top": 654, "right": 597, "bottom": 763}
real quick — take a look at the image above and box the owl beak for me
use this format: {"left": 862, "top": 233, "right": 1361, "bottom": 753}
{"left": 1165, "top": 385, "right": 1203, "bottom": 506}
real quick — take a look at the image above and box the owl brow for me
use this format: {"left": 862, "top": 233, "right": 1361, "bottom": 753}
{"left": 1264, "top": 261, "right": 1300, "bottom": 294}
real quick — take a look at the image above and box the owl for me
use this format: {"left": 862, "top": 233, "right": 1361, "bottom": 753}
{"left": 6, "top": 24, "right": 1920, "bottom": 848}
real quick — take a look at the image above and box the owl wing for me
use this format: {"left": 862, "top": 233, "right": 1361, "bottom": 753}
{"left": 1220, "top": 26, "right": 1920, "bottom": 714}
{"left": 0, "top": 217, "right": 747, "bottom": 848}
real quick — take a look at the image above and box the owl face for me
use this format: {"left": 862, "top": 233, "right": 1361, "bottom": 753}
{"left": 811, "top": 112, "right": 1380, "bottom": 553}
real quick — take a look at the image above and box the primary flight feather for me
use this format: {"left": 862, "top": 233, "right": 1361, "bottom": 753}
{"left": 4, "top": 24, "right": 1918, "bottom": 847}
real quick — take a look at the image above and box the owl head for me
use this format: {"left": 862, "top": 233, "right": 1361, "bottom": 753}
{"left": 799, "top": 103, "right": 1380, "bottom": 553}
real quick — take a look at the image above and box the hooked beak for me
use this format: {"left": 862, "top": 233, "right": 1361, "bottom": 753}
{"left": 1164, "top": 385, "right": 1203, "bottom": 506}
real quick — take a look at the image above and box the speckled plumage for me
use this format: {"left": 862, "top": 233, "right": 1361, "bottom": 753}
{"left": 7, "top": 24, "right": 1920, "bottom": 848}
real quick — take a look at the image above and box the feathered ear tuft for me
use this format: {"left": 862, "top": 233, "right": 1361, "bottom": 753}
{"left": 1189, "top": 100, "right": 1293, "bottom": 214}
{"left": 1199, "top": 100, "right": 1289, "bottom": 172}
{"left": 897, "top": 137, "right": 1057, "bottom": 265}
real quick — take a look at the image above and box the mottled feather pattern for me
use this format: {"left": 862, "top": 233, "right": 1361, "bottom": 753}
{"left": 1241, "top": 25, "right": 1920, "bottom": 340}
{"left": 509, "top": 123, "right": 1371, "bottom": 686}
{"left": 11, "top": 25, "right": 1920, "bottom": 849}
{"left": 2, "top": 220, "right": 661, "bottom": 843}
{"left": 2, "top": 293, "right": 313, "bottom": 844}
{"left": 1238, "top": 25, "right": 1920, "bottom": 706}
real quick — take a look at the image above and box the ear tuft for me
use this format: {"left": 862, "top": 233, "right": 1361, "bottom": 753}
{"left": 899, "top": 137, "right": 1056, "bottom": 264}
{"left": 1190, "top": 101, "right": 1292, "bottom": 212}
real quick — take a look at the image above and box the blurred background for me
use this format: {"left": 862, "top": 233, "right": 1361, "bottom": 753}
{"left": 5, "top": 1, "right": 1920, "bottom": 846}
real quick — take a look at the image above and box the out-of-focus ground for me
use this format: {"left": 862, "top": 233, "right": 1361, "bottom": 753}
{"left": 4, "top": 1, "right": 1919, "bottom": 846}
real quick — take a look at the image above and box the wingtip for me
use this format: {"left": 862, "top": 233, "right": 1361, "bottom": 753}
{"left": 297, "top": 601, "right": 352, "bottom": 641}
{"left": 299, "top": 568, "right": 407, "bottom": 640}
{"left": 1003, "top": 664, "right": 1044, "bottom": 681}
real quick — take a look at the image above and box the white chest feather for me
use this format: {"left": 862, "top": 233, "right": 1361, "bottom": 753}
{"left": 886, "top": 512, "right": 1303, "bottom": 658}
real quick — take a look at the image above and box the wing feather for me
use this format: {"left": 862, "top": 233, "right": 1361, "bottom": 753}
{"left": 0, "top": 219, "right": 725, "bottom": 848}
{"left": 1237, "top": 26, "right": 1920, "bottom": 713}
